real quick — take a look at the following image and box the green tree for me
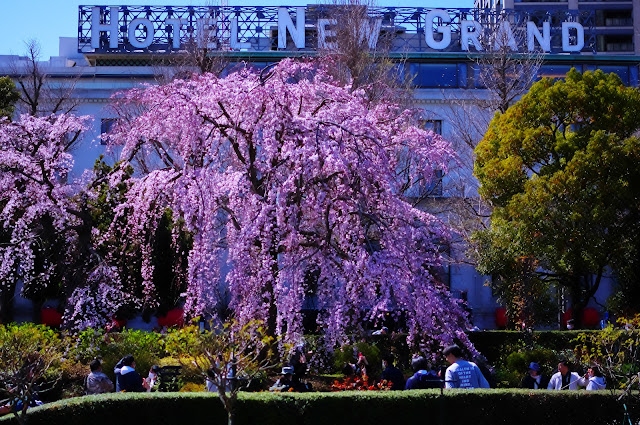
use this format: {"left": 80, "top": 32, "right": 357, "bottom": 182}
{"left": 473, "top": 69, "right": 640, "bottom": 328}
{"left": 0, "top": 76, "right": 19, "bottom": 119}
{"left": 0, "top": 324, "right": 63, "bottom": 425}
{"left": 164, "top": 320, "right": 278, "bottom": 425}
{"left": 575, "top": 315, "right": 640, "bottom": 391}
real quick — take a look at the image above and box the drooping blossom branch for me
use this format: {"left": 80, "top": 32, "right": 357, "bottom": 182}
{"left": 107, "top": 59, "right": 472, "bottom": 351}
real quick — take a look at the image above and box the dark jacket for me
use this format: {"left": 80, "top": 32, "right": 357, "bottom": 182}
{"left": 405, "top": 370, "right": 443, "bottom": 390}
{"left": 521, "top": 373, "right": 549, "bottom": 390}
{"left": 117, "top": 367, "right": 145, "bottom": 392}
{"left": 381, "top": 365, "right": 405, "bottom": 390}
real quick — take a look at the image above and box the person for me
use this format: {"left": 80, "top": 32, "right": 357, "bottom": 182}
{"left": 372, "top": 326, "right": 389, "bottom": 336}
{"left": 289, "top": 344, "right": 308, "bottom": 387}
{"left": 269, "top": 366, "right": 295, "bottom": 392}
{"left": 356, "top": 352, "right": 369, "bottom": 377}
{"left": 85, "top": 359, "right": 114, "bottom": 395}
{"left": 145, "top": 365, "right": 160, "bottom": 392}
{"left": 206, "top": 368, "right": 220, "bottom": 393}
{"left": 114, "top": 356, "right": 125, "bottom": 392}
{"left": 443, "top": 344, "right": 490, "bottom": 389}
{"left": 0, "top": 397, "right": 43, "bottom": 417}
{"left": 405, "top": 356, "right": 442, "bottom": 390}
{"left": 0, "top": 404, "right": 10, "bottom": 417}
{"left": 578, "top": 365, "right": 606, "bottom": 391}
{"left": 520, "top": 362, "right": 549, "bottom": 390}
{"left": 206, "top": 356, "right": 236, "bottom": 393}
{"left": 547, "top": 360, "right": 581, "bottom": 390}
{"left": 116, "top": 355, "right": 148, "bottom": 392}
{"left": 380, "top": 354, "right": 405, "bottom": 390}
{"left": 341, "top": 362, "right": 357, "bottom": 377}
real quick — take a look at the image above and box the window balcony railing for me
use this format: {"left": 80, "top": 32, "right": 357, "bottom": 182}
{"left": 605, "top": 43, "right": 634, "bottom": 52}
{"left": 514, "top": 0, "right": 568, "bottom": 3}
{"left": 604, "top": 18, "right": 633, "bottom": 26}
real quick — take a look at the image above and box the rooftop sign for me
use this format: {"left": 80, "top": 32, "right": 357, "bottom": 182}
{"left": 78, "top": 5, "right": 596, "bottom": 55}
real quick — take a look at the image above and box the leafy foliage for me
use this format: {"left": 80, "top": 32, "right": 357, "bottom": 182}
{"left": 495, "top": 348, "right": 559, "bottom": 388}
{"left": 5, "top": 390, "right": 640, "bottom": 425}
{"left": 474, "top": 69, "right": 640, "bottom": 326}
{"left": 333, "top": 341, "right": 381, "bottom": 376}
{"left": 164, "top": 320, "right": 278, "bottom": 425}
{"left": 68, "top": 327, "right": 165, "bottom": 382}
{"left": 574, "top": 315, "right": 640, "bottom": 391}
{"left": 0, "top": 324, "right": 63, "bottom": 424}
{"left": 0, "top": 76, "right": 19, "bottom": 119}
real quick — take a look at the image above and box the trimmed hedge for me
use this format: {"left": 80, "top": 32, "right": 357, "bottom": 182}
{"left": 467, "top": 331, "right": 601, "bottom": 363}
{"left": 2, "top": 390, "right": 638, "bottom": 425}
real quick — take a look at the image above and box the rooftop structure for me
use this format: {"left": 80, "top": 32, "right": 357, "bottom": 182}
{"left": 474, "top": 0, "right": 639, "bottom": 55}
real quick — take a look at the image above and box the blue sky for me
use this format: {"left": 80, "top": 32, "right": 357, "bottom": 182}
{"left": 0, "top": 1, "right": 474, "bottom": 59}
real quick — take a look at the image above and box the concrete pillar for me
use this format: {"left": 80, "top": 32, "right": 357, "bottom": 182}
{"left": 634, "top": 1, "right": 640, "bottom": 55}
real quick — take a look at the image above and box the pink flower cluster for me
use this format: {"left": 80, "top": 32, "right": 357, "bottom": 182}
{"left": 0, "top": 114, "right": 87, "bottom": 295}
{"left": 102, "top": 59, "right": 471, "bottom": 349}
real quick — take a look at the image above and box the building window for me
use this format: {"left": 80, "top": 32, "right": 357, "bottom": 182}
{"left": 423, "top": 119, "right": 443, "bottom": 135}
{"left": 402, "top": 117, "right": 444, "bottom": 197}
{"left": 100, "top": 118, "right": 117, "bottom": 145}
{"left": 409, "top": 63, "right": 459, "bottom": 88}
{"left": 419, "top": 119, "right": 443, "bottom": 196}
{"left": 537, "top": 65, "right": 572, "bottom": 80}
{"left": 597, "top": 34, "right": 634, "bottom": 53}
{"left": 597, "top": 65, "right": 630, "bottom": 85}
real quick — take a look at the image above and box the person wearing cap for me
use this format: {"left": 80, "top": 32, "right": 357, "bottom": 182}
{"left": 443, "top": 344, "right": 490, "bottom": 389}
{"left": 547, "top": 360, "right": 581, "bottom": 390}
{"left": 520, "top": 362, "right": 549, "bottom": 389}
{"left": 269, "top": 366, "right": 295, "bottom": 392}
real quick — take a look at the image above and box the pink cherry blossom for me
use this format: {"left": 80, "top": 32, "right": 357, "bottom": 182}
{"left": 107, "top": 59, "right": 472, "bottom": 351}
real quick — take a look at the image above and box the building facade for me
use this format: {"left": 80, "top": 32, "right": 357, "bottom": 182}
{"left": 0, "top": 4, "right": 637, "bottom": 328}
{"left": 475, "top": 0, "right": 639, "bottom": 56}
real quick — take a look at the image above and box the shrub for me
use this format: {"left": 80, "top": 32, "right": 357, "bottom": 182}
{"left": 495, "top": 349, "right": 558, "bottom": 387}
{"left": 179, "top": 382, "right": 205, "bottom": 392}
{"left": 301, "top": 335, "right": 334, "bottom": 374}
{"left": 468, "top": 330, "right": 592, "bottom": 388}
{"left": 156, "top": 356, "right": 200, "bottom": 386}
{"left": 68, "top": 328, "right": 165, "bottom": 382}
{"left": 467, "top": 330, "right": 590, "bottom": 365}
{"left": 574, "top": 316, "right": 640, "bottom": 390}
{"left": 3, "top": 390, "right": 640, "bottom": 425}
{"left": 0, "top": 323, "right": 64, "bottom": 424}
{"left": 333, "top": 342, "right": 381, "bottom": 377}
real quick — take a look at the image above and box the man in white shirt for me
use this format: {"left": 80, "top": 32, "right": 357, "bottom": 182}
{"left": 547, "top": 360, "right": 581, "bottom": 390}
